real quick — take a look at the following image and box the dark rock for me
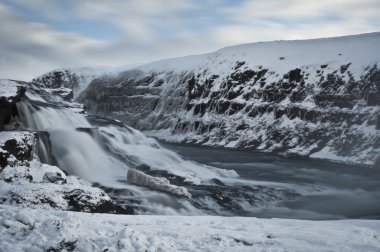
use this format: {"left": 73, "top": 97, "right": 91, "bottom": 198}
{"left": 236, "top": 123, "right": 248, "bottom": 131}
{"left": 288, "top": 68, "right": 302, "bottom": 82}
{"left": 0, "top": 132, "right": 36, "bottom": 168}
{"left": 193, "top": 103, "right": 208, "bottom": 116}
{"left": 42, "top": 172, "right": 67, "bottom": 184}
{"left": 367, "top": 92, "right": 379, "bottom": 106}
{"left": 255, "top": 69, "right": 268, "bottom": 81}
{"left": 210, "top": 178, "right": 225, "bottom": 186}
{"left": 63, "top": 189, "right": 134, "bottom": 214}
{"left": 135, "top": 163, "right": 151, "bottom": 172}
{"left": 216, "top": 101, "right": 230, "bottom": 114}
{"left": 234, "top": 61, "right": 246, "bottom": 70}
{"left": 47, "top": 240, "right": 77, "bottom": 252}
{"left": 340, "top": 63, "right": 351, "bottom": 73}
{"left": 0, "top": 83, "right": 26, "bottom": 131}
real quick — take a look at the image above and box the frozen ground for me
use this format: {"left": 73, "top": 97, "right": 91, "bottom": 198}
{"left": 1, "top": 204, "right": 380, "bottom": 252}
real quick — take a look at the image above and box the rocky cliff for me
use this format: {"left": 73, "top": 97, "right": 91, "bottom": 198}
{"left": 33, "top": 32, "right": 380, "bottom": 166}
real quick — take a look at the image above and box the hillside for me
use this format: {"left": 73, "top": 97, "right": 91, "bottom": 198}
{"left": 33, "top": 32, "right": 380, "bottom": 166}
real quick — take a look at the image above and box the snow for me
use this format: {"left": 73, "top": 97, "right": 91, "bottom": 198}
{"left": 0, "top": 131, "right": 35, "bottom": 147}
{"left": 310, "top": 145, "right": 375, "bottom": 166}
{"left": 127, "top": 168, "right": 191, "bottom": 197}
{"left": 1, "top": 204, "right": 380, "bottom": 252}
{"left": 0, "top": 160, "right": 112, "bottom": 211}
{"left": 0, "top": 79, "right": 21, "bottom": 99}
{"left": 2, "top": 40, "right": 380, "bottom": 251}
{"left": 34, "top": 32, "right": 380, "bottom": 99}
{"left": 1, "top": 127, "right": 378, "bottom": 251}
{"left": 138, "top": 32, "right": 380, "bottom": 79}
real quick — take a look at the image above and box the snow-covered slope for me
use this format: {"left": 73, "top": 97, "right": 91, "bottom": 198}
{"left": 33, "top": 32, "right": 380, "bottom": 166}
{"left": 1, "top": 204, "right": 380, "bottom": 252}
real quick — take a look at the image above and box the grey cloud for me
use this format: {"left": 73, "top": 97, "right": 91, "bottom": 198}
{"left": 0, "top": 3, "right": 106, "bottom": 80}
{"left": 0, "top": 0, "right": 379, "bottom": 81}
{"left": 0, "top": 2, "right": 220, "bottom": 80}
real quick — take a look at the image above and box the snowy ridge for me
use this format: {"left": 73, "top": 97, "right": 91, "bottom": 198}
{"left": 139, "top": 32, "right": 380, "bottom": 78}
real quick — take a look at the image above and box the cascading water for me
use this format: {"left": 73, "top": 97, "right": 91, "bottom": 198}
{"left": 17, "top": 100, "right": 122, "bottom": 183}
{"left": 14, "top": 87, "right": 379, "bottom": 219}
{"left": 17, "top": 100, "right": 236, "bottom": 185}
{"left": 16, "top": 93, "right": 243, "bottom": 215}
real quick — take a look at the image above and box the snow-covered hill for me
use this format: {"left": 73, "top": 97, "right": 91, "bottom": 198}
{"left": 33, "top": 32, "right": 380, "bottom": 166}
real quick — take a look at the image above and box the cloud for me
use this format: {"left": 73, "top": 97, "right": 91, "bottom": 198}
{"left": 205, "top": 0, "right": 380, "bottom": 46}
{"left": 0, "top": 0, "right": 379, "bottom": 80}
{"left": 0, "top": 3, "right": 106, "bottom": 80}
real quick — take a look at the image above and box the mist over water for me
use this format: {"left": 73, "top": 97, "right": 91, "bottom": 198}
{"left": 16, "top": 98, "right": 238, "bottom": 215}
{"left": 16, "top": 92, "right": 380, "bottom": 220}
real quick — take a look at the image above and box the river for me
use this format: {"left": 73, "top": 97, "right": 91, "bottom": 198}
{"left": 160, "top": 141, "right": 380, "bottom": 220}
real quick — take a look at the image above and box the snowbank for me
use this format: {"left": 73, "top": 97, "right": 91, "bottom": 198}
{"left": 0, "top": 80, "right": 24, "bottom": 101}
{"left": 1, "top": 204, "right": 379, "bottom": 252}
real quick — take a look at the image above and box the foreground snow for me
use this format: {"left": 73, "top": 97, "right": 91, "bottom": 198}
{"left": 1, "top": 205, "right": 379, "bottom": 252}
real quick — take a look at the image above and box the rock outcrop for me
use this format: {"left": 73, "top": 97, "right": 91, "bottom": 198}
{"left": 0, "top": 80, "right": 26, "bottom": 131}
{"left": 0, "top": 131, "right": 36, "bottom": 169}
{"left": 127, "top": 168, "right": 191, "bottom": 198}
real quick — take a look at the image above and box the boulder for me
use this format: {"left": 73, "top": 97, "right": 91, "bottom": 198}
{"left": 127, "top": 169, "right": 191, "bottom": 198}
{"left": 42, "top": 172, "right": 67, "bottom": 184}
{"left": 0, "top": 131, "right": 36, "bottom": 168}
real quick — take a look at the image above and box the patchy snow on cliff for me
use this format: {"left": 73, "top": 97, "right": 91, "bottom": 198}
{"left": 0, "top": 80, "right": 21, "bottom": 99}
{"left": 139, "top": 32, "right": 380, "bottom": 78}
{"left": 33, "top": 32, "right": 380, "bottom": 166}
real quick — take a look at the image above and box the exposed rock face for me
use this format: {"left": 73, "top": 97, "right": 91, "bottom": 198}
{"left": 0, "top": 80, "right": 26, "bottom": 131}
{"left": 32, "top": 67, "right": 116, "bottom": 100}
{"left": 33, "top": 33, "right": 380, "bottom": 166}
{"left": 0, "top": 131, "right": 36, "bottom": 169}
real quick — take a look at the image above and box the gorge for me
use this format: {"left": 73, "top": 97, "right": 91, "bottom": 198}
{"left": 1, "top": 32, "right": 379, "bottom": 251}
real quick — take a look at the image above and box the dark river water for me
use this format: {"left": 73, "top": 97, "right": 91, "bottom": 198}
{"left": 160, "top": 141, "right": 380, "bottom": 220}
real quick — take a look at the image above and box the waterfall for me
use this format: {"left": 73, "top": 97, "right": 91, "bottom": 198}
{"left": 17, "top": 99, "right": 236, "bottom": 184}
{"left": 17, "top": 100, "right": 124, "bottom": 183}
{"left": 15, "top": 94, "right": 240, "bottom": 215}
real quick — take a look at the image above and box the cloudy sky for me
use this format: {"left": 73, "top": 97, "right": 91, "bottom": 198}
{"left": 0, "top": 0, "right": 379, "bottom": 80}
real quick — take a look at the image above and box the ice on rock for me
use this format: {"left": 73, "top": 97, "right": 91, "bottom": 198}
{"left": 127, "top": 169, "right": 191, "bottom": 198}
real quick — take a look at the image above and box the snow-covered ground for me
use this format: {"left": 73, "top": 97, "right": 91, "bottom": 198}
{"left": 1, "top": 204, "right": 380, "bottom": 252}
{"left": 0, "top": 80, "right": 21, "bottom": 100}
